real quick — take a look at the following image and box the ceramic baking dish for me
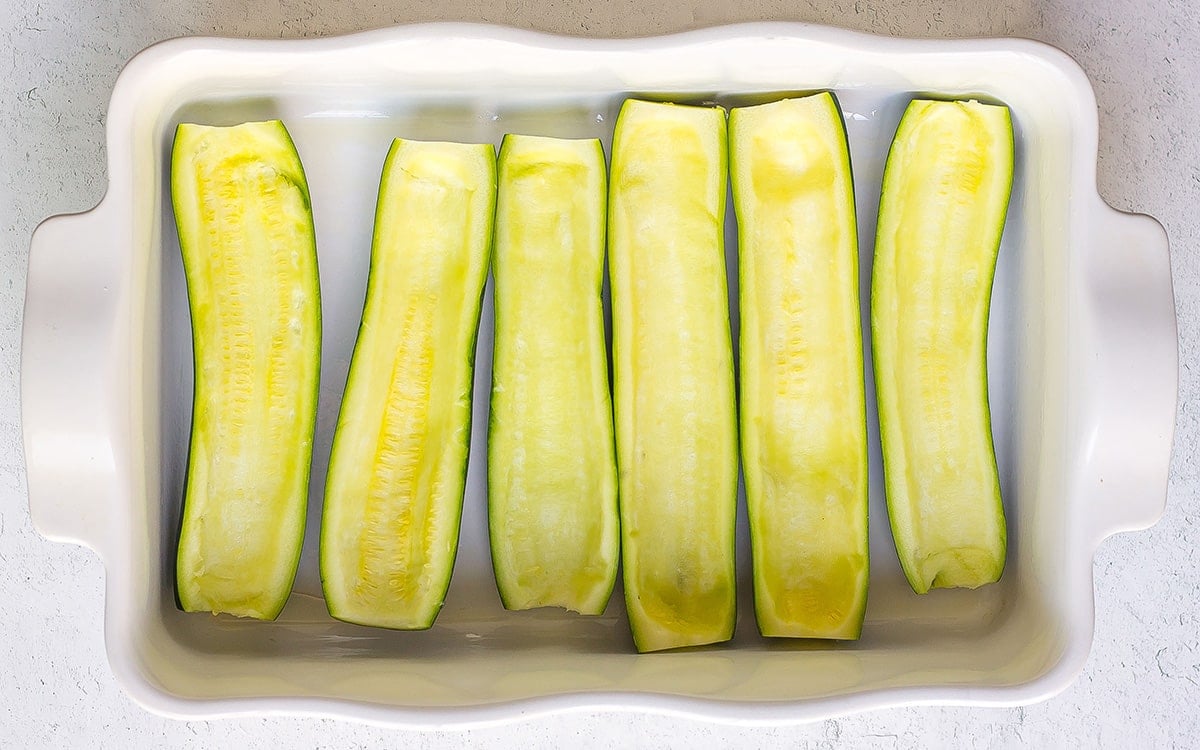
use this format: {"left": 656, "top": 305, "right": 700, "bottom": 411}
{"left": 22, "top": 22, "right": 1177, "bottom": 726}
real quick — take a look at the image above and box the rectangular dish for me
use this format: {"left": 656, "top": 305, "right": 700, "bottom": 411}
{"left": 22, "top": 22, "right": 1177, "bottom": 725}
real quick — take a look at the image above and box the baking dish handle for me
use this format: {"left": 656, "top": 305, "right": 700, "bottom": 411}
{"left": 22, "top": 205, "right": 123, "bottom": 560}
{"left": 1078, "top": 205, "right": 1177, "bottom": 543}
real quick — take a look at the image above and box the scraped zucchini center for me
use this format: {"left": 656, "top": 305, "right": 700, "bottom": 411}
{"left": 888, "top": 102, "right": 1004, "bottom": 588}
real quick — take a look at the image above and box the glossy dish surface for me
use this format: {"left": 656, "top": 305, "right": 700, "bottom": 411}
{"left": 21, "top": 23, "right": 1177, "bottom": 726}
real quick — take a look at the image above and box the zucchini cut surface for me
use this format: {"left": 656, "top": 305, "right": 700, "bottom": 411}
{"left": 872, "top": 99, "right": 1013, "bottom": 594}
{"left": 609, "top": 100, "right": 738, "bottom": 652}
{"left": 730, "top": 93, "right": 869, "bottom": 638}
{"left": 321, "top": 139, "right": 496, "bottom": 629}
{"left": 172, "top": 119, "right": 321, "bottom": 620}
{"left": 488, "top": 135, "right": 618, "bottom": 614}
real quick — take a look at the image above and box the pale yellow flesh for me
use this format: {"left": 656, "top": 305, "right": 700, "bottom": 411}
{"left": 173, "top": 121, "right": 320, "bottom": 620}
{"left": 873, "top": 100, "right": 1012, "bottom": 593}
{"left": 321, "top": 139, "right": 495, "bottom": 629}
{"left": 489, "top": 135, "right": 618, "bottom": 614}
{"left": 609, "top": 100, "right": 737, "bottom": 652}
{"left": 731, "top": 94, "right": 869, "bottom": 638}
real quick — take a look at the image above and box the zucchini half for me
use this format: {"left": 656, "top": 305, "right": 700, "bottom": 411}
{"left": 872, "top": 99, "right": 1013, "bottom": 594}
{"left": 172, "top": 120, "right": 321, "bottom": 620}
{"left": 730, "top": 93, "right": 869, "bottom": 639}
{"left": 320, "top": 139, "right": 496, "bottom": 629}
{"left": 609, "top": 100, "right": 738, "bottom": 652}
{"left": 488, "top": 134, "right": 619, "bottom": 614}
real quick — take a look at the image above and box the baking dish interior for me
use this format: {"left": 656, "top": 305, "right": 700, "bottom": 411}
{"left": 127, "top": 39, "right": 1082, "bottom": 709}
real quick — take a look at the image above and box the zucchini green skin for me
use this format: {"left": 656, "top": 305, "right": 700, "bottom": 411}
{"left": 872, "top": 99, "right": 1013, "bottom": 594}
{"left": 488, "top": 134, "right": 619, "bottom": 614}
{"left": 609, "top": 99, "right": 738, "bottom": 652}
{"left": 730, "top": 93, "right": 869, "bottom": 639}
{"left": 320, "top": 138, "right": 496, "bottom": 629}
{"left": 172, "top": 120, "right": 321, "bottom": 620}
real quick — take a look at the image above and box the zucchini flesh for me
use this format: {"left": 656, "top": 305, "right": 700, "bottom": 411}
{"left": 730, "top": 94, "right": 869, "bottom": 638}
{"left": 488, "top": 135, "right": 618, "bottom": 614}
{"left": 320, "top": 139, "right": 495, "bottom": 629}
{"left": 172, "top": 120, "right": 320, "bottom": 620}
{"left": 872, "top": 99, "right": 1012, "bottom": 594}
{"left": 609, "top": 100, "right": 738, "bottom": 652}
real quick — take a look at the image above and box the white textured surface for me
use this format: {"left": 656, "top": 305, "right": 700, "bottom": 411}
{"left": 3, "top": 0, "right": 1196, "bottom": 747}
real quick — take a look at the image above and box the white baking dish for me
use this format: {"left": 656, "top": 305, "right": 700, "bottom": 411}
{"left": 22, "top": 22, "right": 1177, "bottom": 726}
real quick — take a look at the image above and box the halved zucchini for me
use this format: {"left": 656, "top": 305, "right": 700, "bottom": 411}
{"left": 872, "top": 99, "right": 1013, "bottom": 594}
{"left": 320, "top": 139, "right": 496, "bottom": 629}
{"left": 609, "top": 99, "right": 738, "bottom": 652}
{"left": 730, "top": 93, "right": 869, "bottom": 638}
{"left": 488, "top": 134, "right": 618, "bottom": 614}
{"left": 172, "top": 120, "right": 321, "bottom": 620}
